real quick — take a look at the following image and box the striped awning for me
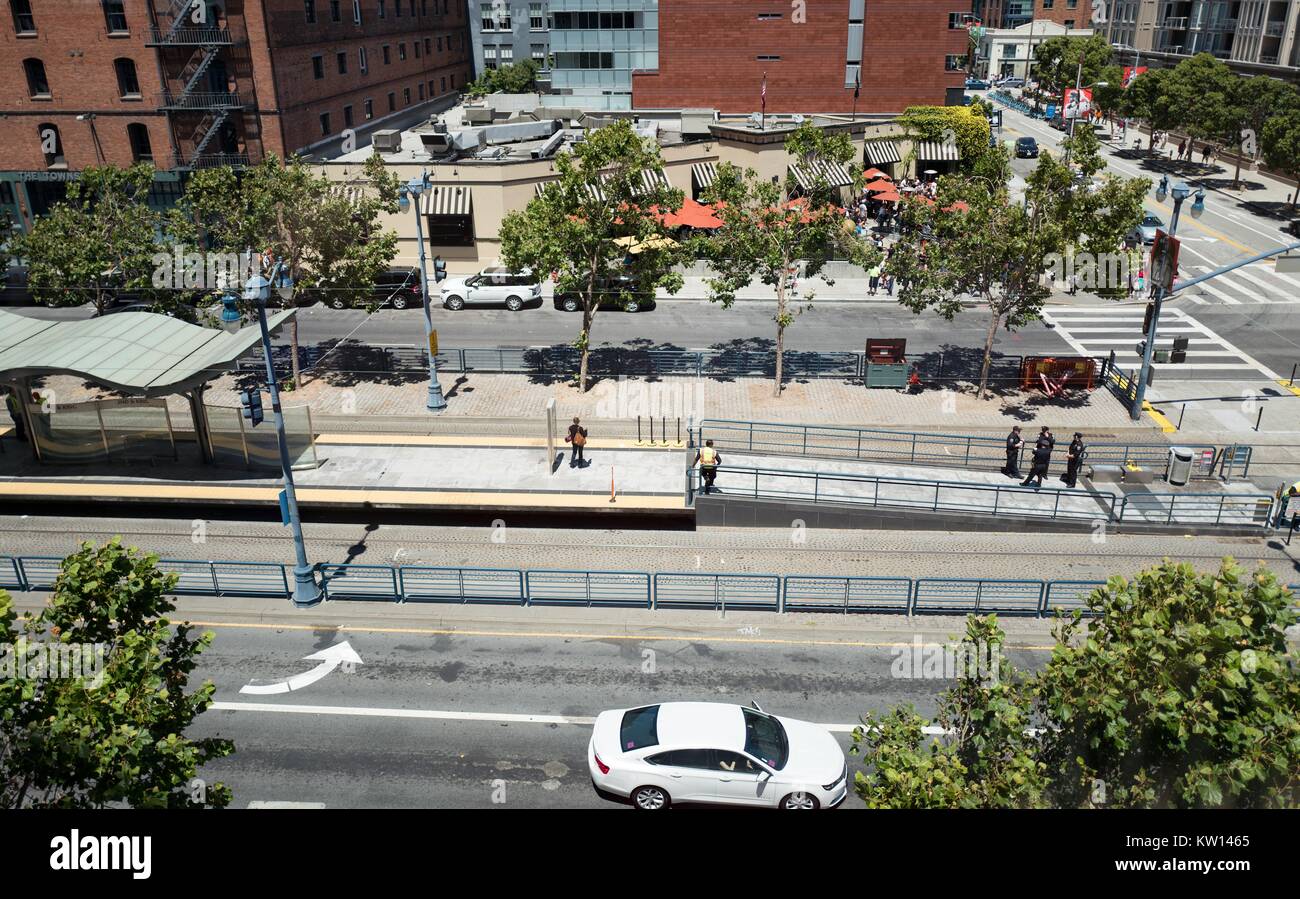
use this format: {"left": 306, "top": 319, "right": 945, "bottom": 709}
{"left": 915, "top": 140, "right": 961, "bottom": 161}
{"left": 534, "top": 180, "right": 556, "bottom": 197}
{"left": 788, "top": 159, "right": 855, "bottom": 191}
{"left": 692, "top": 162, "right": 718, "bottom": 192}
{"left": 863, "top": 140, "right": 902, "bottom": 166}
{"left": 420, "top": 184, "right": 473, "bottom": 216}
{"left": 331, "top": 185, "right": 366, "bottom": 203}
{"left": 581, "top": 169, "right": 671, "bottom": 202}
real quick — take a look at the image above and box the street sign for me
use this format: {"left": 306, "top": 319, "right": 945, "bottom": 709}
{"left": 429, "top": 329, "right": 438, "bottom": 356}
{"left": 1278, "top": 255, "right": 1300, "bottom": 274}
{"left": 1149, "top": 229, "right": 1180, "bottom": 293}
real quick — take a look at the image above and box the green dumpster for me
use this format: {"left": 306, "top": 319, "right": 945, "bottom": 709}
{"left": 866, "top": 362, "right": 909, "bottom": 388}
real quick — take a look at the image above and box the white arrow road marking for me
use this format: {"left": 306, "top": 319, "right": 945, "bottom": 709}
{"left": 210, "top": 700, "right": 950, "bottom": 735}
{"left": 239, "top": 642, "right": 364, "bottom": 695}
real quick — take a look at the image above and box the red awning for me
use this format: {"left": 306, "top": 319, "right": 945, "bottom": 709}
{"left": 864, "top": 179, "right": 895, "bottom": 193}
{"left": 661, "top": 197, "right": 723, "bottom": 230}
{"left": 874, "top": 190, "right": 901, "bottom": 203}
{"left": 863, "top": 168, "right": 892, "bottom": 181}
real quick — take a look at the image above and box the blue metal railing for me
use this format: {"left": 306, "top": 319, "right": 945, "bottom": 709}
{"left": 1117, "top": 493, "right": 1274, "bottom": 527}
{"left": 697, "top": 419, "right": 1224, "bottom": 479}
{"left": 2, "top": 556, "right": 1293, "bottom": 619}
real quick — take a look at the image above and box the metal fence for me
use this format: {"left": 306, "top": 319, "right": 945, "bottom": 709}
{"left": 3, "top": 555, "right": 1294, "bottom": 618}
{"left": 697, "top": 419, "right": 1234, "bottom": 480}
{"left": 239, "top": 343, "right": 1108, "bottom": 385}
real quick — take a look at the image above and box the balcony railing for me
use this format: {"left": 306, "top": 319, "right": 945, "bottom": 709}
{"left": 1260, "top": 53, "right": 1281, "bottom": 64}
{"left": 1209, "top": 18, "right": 1237, "bottom": 31}
{"left": 1160, "top": 16, "right": 1189, "bottom": 28}
{"left": 186, "top": 153, "right": 251, "bottom": 170}
{"left": 1266, "top": 22, "right": 1285, "bottom": 36}
{"left": 161, "top": 92, "right": 246, "bottom": 110}
{"left": 146, "top": 26, "right": 233, "bottom": 46}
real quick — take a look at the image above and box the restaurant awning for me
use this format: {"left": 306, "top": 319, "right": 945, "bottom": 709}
{"left": 789, "top": 159, "right": 854, "bottom": 191}
{"left": 864, "top": 141, "right": 902, "bottom": 166}
{"left": 420, "top": 184, "right": 473, "bottom": 215}
{"left": 692, "top": 162, "right": 719, "bottom": 194}
{"left": 915, "top": 141, "right": 961, "bottom": 161}
{"left": 661, "top": 197, "right": 723, "bottom": 230}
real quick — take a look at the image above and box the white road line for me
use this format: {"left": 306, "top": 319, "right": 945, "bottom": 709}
{"left": 1232, "top": 267, "right": 1281, "bottom": 301}
{"left": 209, "top": 700, "right": 895, "bottom": 735}
{"left": 1182, "top": 316, "right": 1281, "bottom": 380}
{"left": 1190, "top": 276, "right": 1244, "bottom": 305}
{"left": 1270, "top": 268, "right": 1300, "bottom": 292}
{"left": 1039, "top": 312, "right": 1090, "bottom": 355}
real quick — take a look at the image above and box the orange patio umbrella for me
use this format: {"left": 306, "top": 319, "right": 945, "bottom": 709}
{"left": 864, "top": 179, "right": 895, "bottom": 193}
{"left": 863, "top": 168, "right": 892, "bottom": 181}
{"left": 874, "top": 190, "right": 901, "bottom": 203}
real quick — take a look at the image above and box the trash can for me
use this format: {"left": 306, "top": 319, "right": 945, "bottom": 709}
{"left": 1166, "top": 446, "right": 1194, "bottom": 486}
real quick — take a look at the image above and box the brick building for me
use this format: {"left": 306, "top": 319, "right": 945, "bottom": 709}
{"left": 1, "top": 0, "right": 472, "bottom": 229}
{"left": 1000, "top": 0, "right": 1091, "bottom": 29}
{"left": 631, "top": 0, "right": 969, "bottom": 114}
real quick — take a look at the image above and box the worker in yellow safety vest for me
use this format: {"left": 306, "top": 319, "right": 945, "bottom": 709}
{"left": 694, "top": 439, "right": 722, "bottom": 494}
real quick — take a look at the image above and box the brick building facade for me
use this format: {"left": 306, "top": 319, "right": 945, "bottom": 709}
{"left": 1, "top": 0, "right": 472, "bottom": 183}
{"left": 631, "top": 0, "right": 968, "bottom": 114}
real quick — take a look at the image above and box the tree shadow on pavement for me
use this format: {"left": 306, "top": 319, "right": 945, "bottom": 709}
{"left": 310, "top": 339, "right": 429, "bottom": 388}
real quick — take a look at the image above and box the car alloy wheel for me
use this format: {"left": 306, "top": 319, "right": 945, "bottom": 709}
{"left": 562, "top": 298, "right": 579, "bottom": 312}
{"left": 506, "top": 295, "right": 523, "bottom": 311}
{"left": 624, "top": 301, "right": 640, "bottom": 313}
{"left": 391, "top": 295, "right": 409, "bottom": 310}
{"left": 329, "top": 297, "right": 347, "bottom": 310}
{"left": 781, "top": 792, "right": 819, "bottom": 810}
{"left": 445, "top": 296, "right": 465, "bottom": 311}
{"left": 632, "top": 785, "right": 669, "bottom": 810}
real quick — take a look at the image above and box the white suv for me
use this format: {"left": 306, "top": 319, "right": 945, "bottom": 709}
{"left": 440, "top": 267, "right": 541, "bottom": 311}
{"left": 588, "top": 701, "right": 849, "bottom": 810}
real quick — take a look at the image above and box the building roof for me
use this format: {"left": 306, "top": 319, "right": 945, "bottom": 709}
{"left": 0, "top": 309, "right": 294, "bottom": 397}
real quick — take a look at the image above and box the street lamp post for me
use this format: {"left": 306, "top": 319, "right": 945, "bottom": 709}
{"left": 220, "top": 256, "right": 324, "bottom": 607}
{"left": 398, "top": 170, "right": 447, "bottom": 412}
{"left": 1130, "top": 180, "right": 1205, "bottom": 420}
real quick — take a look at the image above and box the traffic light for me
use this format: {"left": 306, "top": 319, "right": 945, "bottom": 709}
{"left": 1142, "top": 301, "right": 1155, "bottom": 336}
{"left": 1135, "top": 340, "right": 1146, "bottom": 359}
{"left": 239, "top": 388, "right": 264, "bottom": 426}
{"left": 433, "top": 256, "right": 447, "bottom": 283}
{"left": 1170, "top": 335, "right": 1189, "bottom": 364}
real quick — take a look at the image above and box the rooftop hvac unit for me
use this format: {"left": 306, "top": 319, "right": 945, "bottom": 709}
{"left": 371, "top": 129, "right": 402, "bottom": 153}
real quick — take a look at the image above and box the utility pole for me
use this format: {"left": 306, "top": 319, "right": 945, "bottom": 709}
{"left": 1130, "top": 181, "right": 1203, "bottom": 420}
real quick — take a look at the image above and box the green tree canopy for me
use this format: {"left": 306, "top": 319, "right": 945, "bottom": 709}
{"left": 172, "top": 154, "right": 402, "bottom": 387}
{"left": 899, "top": 105, "right": 996, "bottom": 176}
{"left": 14, "top": 164, "right": 188, "bottom": 317}
{"left": 0, "top": 540, "right": 233, "bottom": 808}
{"left": 1263, "top": 113, "right": 1300, "bottom": 207}
{"left": 1032, "top": 34, "right": 1114, "bottom": 96}
{"left": 694, "top": 123, "right": 875, "bottom": 397}
{"left": 465, "top": 60, "right": 541, "bottom": 98}
{"left": 1119, "top": 67, "right": 1182, "bottom": 153}
{"left": 852, "top": 559, "right": 1300, "bottom": 808}
{"left": 499, "top": 119, "right": 687, "bottom": 391}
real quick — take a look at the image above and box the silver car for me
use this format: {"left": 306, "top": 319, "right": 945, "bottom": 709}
{"left": 1131, "top": 213, "right": 1165, "bottom": 245}
{"left": 440, "top": 267, "right": 542, "bottom": 311}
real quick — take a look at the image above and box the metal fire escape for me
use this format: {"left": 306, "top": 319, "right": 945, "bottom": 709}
{"left": 147, "top": 0, "right": 247, "bottom": 168}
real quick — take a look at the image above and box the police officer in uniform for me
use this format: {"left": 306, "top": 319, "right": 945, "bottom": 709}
{"left": 1061, "top": 433, "right": 1085, "bottom": 488}
{"left": 1021, "top": 440, "right": 1052, "bottom": 489}
{"left": 1003, "top": 426, "right": 1023, "bottom": 478}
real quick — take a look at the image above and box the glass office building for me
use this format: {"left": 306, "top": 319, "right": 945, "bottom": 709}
{"left": 548, "top": 0, "right": 659, "bottom": 109}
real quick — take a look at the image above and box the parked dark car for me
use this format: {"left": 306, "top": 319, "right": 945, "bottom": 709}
{"left": 964, "top": 78, "right": 989, "bottom": 90}
{"left": 314, "top": 267, "right": 424, "bottom": 310}
{"left": 1015, "top": 136, "right": 1039, "bottom": 158}
{"left": 553, "top": 275, "right": 655, "bottom": 313}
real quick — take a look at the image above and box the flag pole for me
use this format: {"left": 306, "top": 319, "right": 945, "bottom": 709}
{"left": 852, "top": 72, "right": 860, "bottom": 121}
{"left": 761, "top": 71, "right": 767, "bottom": 131}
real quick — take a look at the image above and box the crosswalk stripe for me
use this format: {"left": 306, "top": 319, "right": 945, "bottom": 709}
{"left": 1269, "top": 267, "right": 1300, "bottom": 293}
{"left": 1189, "top": 277, "right": 1243, "bottom": 305}
{"left": 1232, "top": 268, "right": 1279, "bottom": 302}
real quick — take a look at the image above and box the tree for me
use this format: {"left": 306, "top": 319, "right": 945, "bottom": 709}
{"left": 465, "top": 60, "right": 541, "bottom": 97}
{"left": 1120, "top": 67, "right": 1181, "bottom": 154}
{"left": 499, "top": 119, "right": 687, "bottom": 392}
{"left": 851, "top": 616, "right": 1048, "bottom": 808}
{"left": 0, "top": 540, "right": 233, "bottom": 808}
{"left": 1263, "top": 113, "right": 1300, "bottom": 208}
{"left": 15, "top": 164, "right": 182, "bottom": 317}
{"left": 851, "top": 559, "right": 1300, "bottom": 808}
{"left": 885, "top": 177, "right": 1052, "bottom": 400}
{"left": 1032, "top": 34, "right": 1113, "bottom": 97}
{"left": 696, "top": 124, "right": 876, "bottom": 396}
{"left": 1224, "top": 76, "right": 1300, "bottom": 189}
{"left": 174, "top": 154, "right": 402, "bottom": 388}
{"left": 1091, "top": 64, "right": 1126, "bottom": 125}
{"left": 1167, "top": 54, "right": 1236, "bottom": 155}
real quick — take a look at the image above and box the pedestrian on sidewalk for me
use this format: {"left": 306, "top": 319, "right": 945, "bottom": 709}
{"left": 1067, "top": 272, "right": 1079, "bottom": 296}
{"left": 1061, "top": 432, "right": 1085, "bottom": 488}
{"left": 1202, "top": 144, "right": 1213, "bottom": 165}
{"left": 1021, "top": 440, "right": 1052, "bottom": 490}
{"left": 867, "top": 262, "right": 882, "bottom": 296}
{"left": 1178, "top": 139, "right": 1186, "bottom": 160}
{"left": 4, "top": 387, "right": 26, "bottom": 443}
{"left": 694, "top": 439, "right": 721, "bottom": 494}
{"left": 1003, "top": 425, "right": 1023, "bottom": 477}
{"left": 565, "top": 416, "right": 588, "bottom": 467}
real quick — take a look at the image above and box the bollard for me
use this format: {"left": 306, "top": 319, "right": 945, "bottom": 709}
{"left": 676, "top": 417, "right": 681, "bottom": 446}
{"left": 637, "top": 416, "right": 642, "bottom": 445}
{"left": 1177, "top": 404, "right": 1186, "bottom": 430}
{"left": 610, "top": 465, "right": 616, "bottom": 503}
{"left": 1255, "top": 407, "right": 1264, "bottom": 432}
{"left": 1290, "top": 363, "right": 1296, "bottom": 387}
{"left": 661, "top": 416, "right": 667, "bottom": 446}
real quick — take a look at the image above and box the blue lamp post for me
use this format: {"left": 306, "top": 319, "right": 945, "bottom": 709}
{"left": 1131, "top": 181, "right": 1204, "bottom": 420}
{"left": 221, "top": 257, "right": 323, "bottom": 607}
{"left": 397, "top": 170, "right": 447, "bottom": 412}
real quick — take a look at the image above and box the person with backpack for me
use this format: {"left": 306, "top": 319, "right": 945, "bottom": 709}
{"left": 694, "top": 439, "right": 722, "bottom": 494}
{"left": 565, "top": 416, "right": 588, "bottom": 467}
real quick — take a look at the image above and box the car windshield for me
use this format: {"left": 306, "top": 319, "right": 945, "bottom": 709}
{"left": 742, "top": 707, "right": 789, "bottom": 770}
{"left": 1143, "top": 216, "right": 1163, "bottom": 226}
{"left": 620, "top": 705, "right": 659, "bottom": 751}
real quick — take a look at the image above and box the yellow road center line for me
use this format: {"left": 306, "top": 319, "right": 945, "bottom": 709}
{"left": 180, "top": 618, "right": 1058, "bottom": 651}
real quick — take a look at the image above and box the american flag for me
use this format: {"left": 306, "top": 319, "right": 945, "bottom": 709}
{"left": 761, "top": 72, "right": 767, "bottom": 106}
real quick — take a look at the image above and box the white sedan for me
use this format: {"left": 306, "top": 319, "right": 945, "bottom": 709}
{"left": 587, "top": 701, "right": 849, "bottom": 810}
